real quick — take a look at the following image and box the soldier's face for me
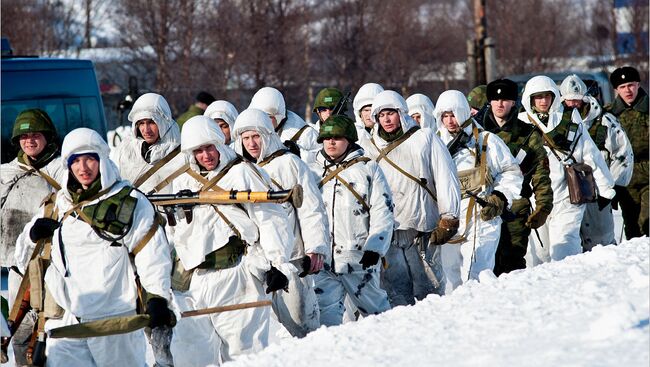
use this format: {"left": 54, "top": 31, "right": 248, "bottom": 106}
{"left": 378, "top": 109, "right": 400, "bottom": 133}
{"left": 318, "top": 107, "right": 333, "bottom": 122}
{"left": 137, "top": 119, "right": 160, "bottom": 144}
{"left": 19, "top": 132, "right": 47, "bottom": 159}
{"left": 241, "top": 130, "right": 262, "bottom": 159}
{"left": 268, "top": 115, "right": 278, "bottom": 128}
{"left": 70, "top": 154, "right": 100, "bottom": 189}
{"left": 215, "top": 119, "right": 231, "bottom": 145}
{"left": 193, "top": 144, "right": 220, "bottom": 171}
{"left": 442, "top": 112, "right": 460, "bottom": 133}
{"left": 360, "top": 106, "right": 373, "bottom": 128}
{"left": 490, "top": 99, "right": 516, "bottom": 119}
{"left": 532, "top": 92, "right": 553, "bottom": 113}
{"left": 323, "top": 137, "right": 349, "bottom": 160}
{"left": 564, "top": 99, "right": 584, "bottom": 109}
{"left": 411, "top": 113, "right": 422, "bottom": 125}
{"left": 616, "top": 81, "right": 639, "bottom": 105}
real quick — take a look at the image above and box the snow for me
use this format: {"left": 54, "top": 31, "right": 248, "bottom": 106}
{"left": 225, "top": 238, "right": 650, "bottom": 367}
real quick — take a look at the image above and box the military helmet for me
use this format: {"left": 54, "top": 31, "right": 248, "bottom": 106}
{"left": 467, "top": 85, "right": 487, "bottom": 110}
{"left": 313, "top": 87, "right": 345, "bottom": 113}
{"left": 318, "top": 115, "right": 358, "bottom": 143}
{"left": 11, "top": 108, "right": 57, "bottom": 145}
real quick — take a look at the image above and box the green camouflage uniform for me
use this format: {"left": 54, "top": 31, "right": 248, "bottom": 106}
{"left": 176, "top": 104, "right": 205, "bottom": 128}
{"left": 482, "top": 108, "right": 553, "bottom": 275}
{"left": 606, "top": 88, "right": 649, "bottom": 238}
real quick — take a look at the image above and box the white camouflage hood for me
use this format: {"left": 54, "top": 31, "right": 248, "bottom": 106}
{"left": 180, "top": 115, "right": 238, "bottom": 172}
{"left": 406, "top": 93, "right": 436, "bottom": 129}
{"left": 353, "top": 83, "right": 384, "bottom": 125}
{"left": 204, "top": 100, "right": 239, "bottom": 129}
{"left": 434, "top": 90, "right": 474, "bottom": 142}
{"left": 249, "top": 87, "right": 286, "bottom": 124}
{"left": 232, "top": 108, "right": 286, "bottom": 163}
{"left": 127, "top": 93, "right": 180, "bottom": 161}
{"left": 521, "top": 75, "right": 563, "bottom": 116}
{"left": 61, "top": 128, "right": 120, "bottom": 194}
{"left": 370, "top": 90, "right": 417, "bottom": 133}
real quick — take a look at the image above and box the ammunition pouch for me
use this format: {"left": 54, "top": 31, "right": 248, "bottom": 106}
{"left": 81, "top": 187, "right": 137, "bottom": 236}
{"left": 170, "top": 236, "right": 247, "bottom": 292}
{"left": 27, "top": 257, "right": 64, "bottom": 319}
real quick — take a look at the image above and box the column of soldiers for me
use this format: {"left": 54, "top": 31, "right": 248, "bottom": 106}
{"left": 1, "top": 66, "right": 646, "bottom": 366}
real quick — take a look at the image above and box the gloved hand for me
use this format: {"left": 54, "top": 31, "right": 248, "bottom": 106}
{"left": 480, "top": 194, "right": 505, "bottom": 221}
{"left": 29, "top": 218, "right": 60, "bottom": 243}
{"left": 306, "top": 253, "right": 324, "bottom": 274}
{"left": 525, "top": 207, "right": 550, "bottom": 229}
{"left": 283, "top": 140, "right": 301, "bottom": 156}
{"left": 298, "top": 255, "right": 311, "bottom": 277}
{"left": 359, "top": 251, "right": 380, "bottom": 270}
{"left": 597, "top": 195, "right": 611, "bottom": 211}
{"left": 429, "top": 216, "right": 460, "bottom": 245}
{"left": 265, "top": 266, "right": 289, "bottom": 293}
{"left": 146, "top": 297, "right": 174, "bottom": 329}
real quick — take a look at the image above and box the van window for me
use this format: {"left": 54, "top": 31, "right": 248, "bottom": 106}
{"left": 1, "top": 97, "right": 104, "bottom": 163}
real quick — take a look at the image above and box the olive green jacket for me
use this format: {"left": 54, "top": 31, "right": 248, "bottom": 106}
{"left": 176, "top": 104, "right": 206, "bottom": 128}
{"left": 482, "top": 108, "right": 554, "bottom": 214}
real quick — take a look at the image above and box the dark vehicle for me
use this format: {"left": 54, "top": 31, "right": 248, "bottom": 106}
{"left": 1, "top": 41, "right": 107, "bottom": 163}
{"left": 505, "top": 71, "right": 613, "bottom": 107}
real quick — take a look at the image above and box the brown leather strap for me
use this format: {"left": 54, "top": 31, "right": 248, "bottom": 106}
{"left": 319, "top": 157, "right": 371, "bottom": 188}
{"left": 61, "top": 184, "right": 117, "bottom": 221}
{"left": 526, "top": 114, "right": 567, "bottom": 163}
{"left": 258, "top": 149, "right": 288, "bottom": 167}
{"left": 20, "top": 153, "right": 62, "bottom": 191}
{"left": 336, "top": 175, "right": 370, "bottom": 212}
{"left": 381, "top": 154, "right": 437, "bottom": 201}
{"left": 201, "top": 156, "right": 243, "bottom": 192}
{"left": 212, "top": 206, "right": 241, "bottom": 238}
{"left": 133, "top": 146, "right": 181, "bottom": 188}
{"left": 370, "top": 126, "right": 420, "bottom": 163}
{"left": 148, "top": 163, "right": 191, "bottom": 194}
{"left": 131, "top": 214, "right": 162, "bottom": 256}
{"left": 289, "top": 125, "right": 310, "bottom": 142}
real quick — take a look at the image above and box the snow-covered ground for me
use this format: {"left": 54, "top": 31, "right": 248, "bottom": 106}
{"left": 227, "top": 237, "right": 649, "bottom": 367}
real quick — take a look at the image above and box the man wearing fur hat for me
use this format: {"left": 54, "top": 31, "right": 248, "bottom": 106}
{"left": 605, "top": 66, "right": 649, "bottom": 238}
{"left": 480, "top": 79, "right": 553, "bottom": 275}
{"left": 1, "top": 109, "right": 66, "bottom": 366}
{"left": 560, "top": 74, "right": 634, "bottom": 248}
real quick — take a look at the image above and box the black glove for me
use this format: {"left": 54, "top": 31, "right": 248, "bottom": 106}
{"left": 298, "top": 255, "right": 311, "bottom": 278}
{"left": 29, "top": 218, "right": 60, "bottom": 242}
{"left": 265, "top": 266, "right": 289, "bottom": 293}
{"left": 359, "top": 251, "right": 380, "bottom": 270}
{"left": 146, "top": 297, "right": 174, "bottom": 329}
{"left": 597, "top": 195, "right": 611, "bottom": 211}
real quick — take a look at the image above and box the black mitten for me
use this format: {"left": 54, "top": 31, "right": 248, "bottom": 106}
{"left": 146, "top": 297, "right": 174, "bottom": 328}
{"left": 359, "top": 251, "right": 380, "bottom": 270}
{"left": 265, "top": 266, "right": 289, "bottom": 293}
{"left": 29, "top": 218, "right": 60, "bottom": 242}
{"left": 298, "top": 255, "right": 311, "bottom": 278}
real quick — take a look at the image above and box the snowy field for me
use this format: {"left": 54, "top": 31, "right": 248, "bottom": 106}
{"left": 227, "top": 237, "right": 649, "bottom": 367}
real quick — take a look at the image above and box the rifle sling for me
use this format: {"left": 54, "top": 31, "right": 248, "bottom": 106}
{"left": 289, "top": 125, "right": 309, "bottom": 143}
{"left": 20, "top": 154, "right": 62, "bottom": 191}
{"left": 526, "top": 114, "right": 578, "bottom": 164}
{"left": 133, "top": 146, "right": 180, "bottom": 188}
{"left": 148, "top": 163, "right": 192, "bottom": 194}
{"left": 319, "top": 157, "right": 372, "bottom": 212}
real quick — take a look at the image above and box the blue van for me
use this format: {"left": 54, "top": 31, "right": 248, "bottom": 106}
{"left": 1, "top": 55, "right": 107, "bottom": 163}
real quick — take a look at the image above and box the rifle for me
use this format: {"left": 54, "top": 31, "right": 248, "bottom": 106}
{"left": 473, "top": 102, "right": 490, "bottom": 125}
{"left": 465, "top": 190, "right": 517, "bottom": 222}
{"left": 331, "top": 91, "right": 351, "bottom": 116}
{"left": 147, "top": 185, "right": 303, "bottom": 226}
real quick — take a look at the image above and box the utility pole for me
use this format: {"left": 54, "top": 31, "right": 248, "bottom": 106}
{"left": 473, "top": 0, "right": 487, "bottom": 85}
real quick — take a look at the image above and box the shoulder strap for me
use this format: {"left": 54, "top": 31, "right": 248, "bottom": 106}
{"left": 335, "top": 175, "right": 371, "bottom": 212}
{"left": 148, "top": 163, "right": 191, "bottom": 194}
{"left": 212, "top": 206, "right": 242, "bottom": 238}
{"left": 370, "top": 126, "right": 420, "bottom": 163}
{"left": 20, "top": 153, "right": 62, "bottom": 191}
{"left": 258, "top": 149, "right": 288, "bottom": 167}
{"left": 526, "top": 114, "right": 569, "bottom": 163}
{"left": 131, "top": 213, "right": 163, "bottom": 256}
{"left": 319, "top": 156, "right": 371, "bottom": 188}
{"left": 375, "top": 151, "right": 437, "bottom": 201}
{"left": 289, "top": 125, "right": 310, "bottom": 143}
{"left": 200, "top": 156, "right": 244, "bottom": 192}
{"left": 133, "top": 146, "right": 181, "bottom": 188}
{"left": 61, "top": 184, "right": 117, "bottom": 222}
